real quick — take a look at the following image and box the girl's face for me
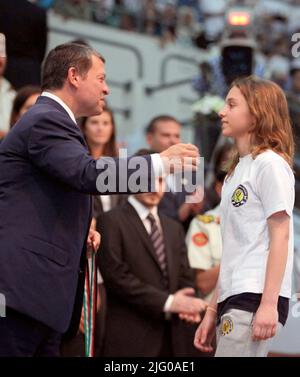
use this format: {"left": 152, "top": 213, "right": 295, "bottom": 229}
{"left": 84, "top": 111, "right": 113, "bottom": 146}
{"left": 219, "top": 86, "right": 254, "bottom": 138}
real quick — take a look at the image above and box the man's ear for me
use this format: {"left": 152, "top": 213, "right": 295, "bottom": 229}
{"left": 67, "top": 67, "right": 81, "bottom": 88}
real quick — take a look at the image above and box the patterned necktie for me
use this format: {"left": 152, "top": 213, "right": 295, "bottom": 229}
{"left": 147, "top": 213, "right": 168, "bottom": 281}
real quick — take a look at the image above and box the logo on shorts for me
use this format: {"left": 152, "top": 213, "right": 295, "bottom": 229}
{"left": 231, "top": 185, "right": 248, "bottom": 207}
{"left": 221, "top": 317, "right": 234, "bottom": 336}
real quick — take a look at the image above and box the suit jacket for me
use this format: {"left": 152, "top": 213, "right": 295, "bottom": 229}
{"left": 158, "top": 191, "right": 186, "bottom": 220}
{"left": 0, "top": 0, "right": 47, "bottom": 88}
{"left": 159, "top": 171, "right": 209, "bottom": 232}
{"left": 0, "top": 96, "right": 153, "bottom": 334}
{"left": 93, "top": 195, "right": 127, "bottom": 229}
{"left": 158, "top": 170, "right": 199, "bottom": 221}
{"left": 98, "top": 201, "right": 199, "bottom": 357}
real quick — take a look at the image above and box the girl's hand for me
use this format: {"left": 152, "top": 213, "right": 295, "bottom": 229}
{"left": 252, "top": 304, "right": 278, "bottom": 341}
{"left": 194, "top": 310, "right": 216, "bottom": 353}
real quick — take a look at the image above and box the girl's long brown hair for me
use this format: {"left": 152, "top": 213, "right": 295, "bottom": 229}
{"left": 81, "top": 107, "right": 117, "bottom": 157}
{"left": 227, "top": 76, "right": 294, "bottom": 177}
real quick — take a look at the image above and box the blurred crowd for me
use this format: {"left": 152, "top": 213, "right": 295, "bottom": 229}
{"left": 51, "top": 0, "right": 300, "bottom": 51}
{"left": 52, "top": 0, "right": 300, "bottom": 131}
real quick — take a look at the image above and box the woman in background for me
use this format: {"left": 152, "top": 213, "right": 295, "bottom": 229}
{"left": 10, "top": 85, "right": 40, "bottom": 127}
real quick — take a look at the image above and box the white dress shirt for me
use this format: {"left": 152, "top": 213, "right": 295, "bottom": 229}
{"left": 128, "top": 196, "right": 174, "bottom": 313}
{"left": 41, "top": 91, "right": 77, "bottom": 125}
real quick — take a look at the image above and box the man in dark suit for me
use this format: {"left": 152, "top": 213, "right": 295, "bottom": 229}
{"left": 98, "top": 152, "right": 207, "bottom": 357}
{"left": 146, "top": 116, "right": 205, "bottom": 231}
{"left": 0, "top": 43, "right": 199, "bottom": 356}
{"left": 0, "top": 0, "right": 47, "bottom": 89}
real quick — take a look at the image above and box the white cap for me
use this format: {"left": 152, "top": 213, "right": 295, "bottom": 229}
{"left": 201, "top": 0, "right": 226, "bottom": 14}
{"left": 254, "top": 0, "right": 290, "bottom": 19}
{"left": 268, "top": 55, "right": 290, "bottom": 77}
{"left": 0, "top": 33, "right": 6, "bottom": 58}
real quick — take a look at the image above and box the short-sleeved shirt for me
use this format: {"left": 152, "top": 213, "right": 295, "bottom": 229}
{"left": 186, "top": 205, "right": 222, "bottom": 270}
{"left": 186, "top": 205, "right": 222, "bottom": 301}
{"left": 218, "top": 150, "right": 295, "bottom": 304}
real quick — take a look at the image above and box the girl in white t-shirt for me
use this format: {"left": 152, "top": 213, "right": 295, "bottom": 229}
{"left": 192, "top": 76, "right": 295, "bottom": 357}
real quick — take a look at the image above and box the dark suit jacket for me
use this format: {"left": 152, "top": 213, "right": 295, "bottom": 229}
{"left": 98, "top": 201, "right": 199, "bottom": 357}
{"left": 159, "top": 171, "right": 209, "bottom": 232}
{"left": 93, "top": 195, "right": 127, "bottom": 230}
{"left": 0, "top": 0, "right": 47, "bottom": 88}
{"left": 0, "top": 96, "right": 153, "bottom": 334}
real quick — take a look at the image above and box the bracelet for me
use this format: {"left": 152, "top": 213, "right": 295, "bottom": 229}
{"left": 206, "top": 306, "right": 217, "bottom": 314}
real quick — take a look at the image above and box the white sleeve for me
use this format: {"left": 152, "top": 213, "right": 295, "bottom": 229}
{"left": 186, "top": 219, "right": 213, "bottom": 270}
{"left": 163, "top": 294, "right": 174, "bottom": 312}
{"left": 256, "top": 158, "right": 295, "bottom": 219}
{"left": 150, "top": 153, "right": 165, "bottom": 177}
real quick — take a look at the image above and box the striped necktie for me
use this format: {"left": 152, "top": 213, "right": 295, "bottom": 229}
{"left": 147, "top": 213, "right": 168, "bottom": 281}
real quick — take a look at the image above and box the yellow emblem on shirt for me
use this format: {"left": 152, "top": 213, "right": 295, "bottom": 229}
{"left": 197, "top": 214, "right": 221, "bottom": 225}
{"left": 221, "top": 318, "right": 234, "bottom": 336}
{"left": 231, "top": 184, "right": 248, "bottom": 207}
{"left": 197, "top": 215, "right": 215, "bottom": 224}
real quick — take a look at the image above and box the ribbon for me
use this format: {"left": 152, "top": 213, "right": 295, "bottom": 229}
{"left": 83, "top": 245, "right": 97, "bottom": 357}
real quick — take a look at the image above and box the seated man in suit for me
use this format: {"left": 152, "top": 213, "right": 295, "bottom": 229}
{"left": 145, "top": 115, "right": 205, "bottom": 231}
{"left": 98, "top": 150, "right": 207, "bottom": 357}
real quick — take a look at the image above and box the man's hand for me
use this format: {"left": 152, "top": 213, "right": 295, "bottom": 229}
{"left": 160, "top": 144, "right": 199, "bottom": 174}
{"left": 179, "top": 312, "right": 202, "bottom": 324}
{"left": 86, "top": 229, "right": 101, "bottom": 257}
{"left": 252, "top": 304, "right": 279, "bottom": 341}
{"left": 169, "top": 287, "right": 207, "bottom": 314}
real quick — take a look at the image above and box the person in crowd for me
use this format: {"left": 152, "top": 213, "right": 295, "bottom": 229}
{"left": 54, "top": 0, "right": 92, "bottom": 21}
{"left": 10, "top": 85, "right": 40, "bottom": 128}
{"left": 287, "top": 61, "right": 300, "bottom": 101}
{"left": 194, "top": 76, "right": 295, "bottom": 357}
{"left": 266, "top": 55, "right": 290, "bottom": 90}
{"left": 0, "top": 33, "right": 16, "bottom": 139}
{"left": 146, "top": 115, "right": 205, "bottom": 231}
{"left": 98, "top": 149, "right": 207, "bottom": 357}
{"left": 81, "top": 108, "right": 128, "bottom": 218}
{"left": 0, "top": 0, "right": 47, "bottom": 89}
{"left": 0, "top": 42, "right": 199, "bottom": 357}
{"left": 286, "top": 61, "right": 300, "bottom": 139}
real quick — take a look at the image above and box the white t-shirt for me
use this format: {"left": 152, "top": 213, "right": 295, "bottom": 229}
{"left": 218, "top": 150, "right": 295, "bottom": 303}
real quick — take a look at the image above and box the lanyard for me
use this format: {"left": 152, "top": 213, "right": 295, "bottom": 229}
{"left": 83, "top": 246, "right": 97, "bottom": 357}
